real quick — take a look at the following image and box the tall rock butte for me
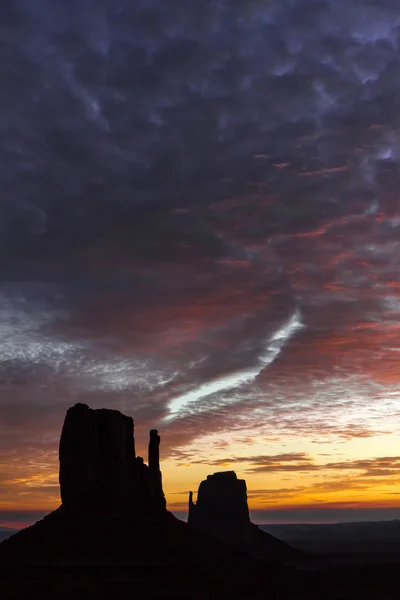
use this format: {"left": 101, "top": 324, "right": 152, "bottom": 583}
{"left": 59, "top": 403, "right": 165, "bottom": 513}
{"left": 189, "top": 471, "right": 298, "bottom": 560}
{"left": 189, "top": 471, "right": 250, "bottom": 527}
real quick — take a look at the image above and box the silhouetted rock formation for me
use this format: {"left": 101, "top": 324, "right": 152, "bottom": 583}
{"left": 148, "top": 428, "right": 165, "bottom": 511}
{"left": 0, "top": 405, "right": 303, "bottom": 600}
{"left": 1, "top": 406, "right": 397, "bottom": 599}
{"left": 189, "top": 470, "right": 298, "bottom": 562}
{"left": 189, "top": 471, "right": 250, "bottom": 526}
{"left": 0, "top": 405, "right": 280, "bottom": 572}
{"left": 59, "top": 403, "right": 166, "bottom": 514}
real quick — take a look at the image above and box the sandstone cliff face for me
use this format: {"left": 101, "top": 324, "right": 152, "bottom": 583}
{"left": 59, "top": 403, "right": 165, "bottom": 513}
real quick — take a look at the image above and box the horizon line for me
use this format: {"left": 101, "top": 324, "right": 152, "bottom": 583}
{"left": 2, "top": 505, "right": 400, "bottom": 529}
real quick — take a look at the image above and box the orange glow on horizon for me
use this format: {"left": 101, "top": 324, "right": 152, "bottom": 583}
{"left": 1, "top": 427, "right": 400, "bottom": 530}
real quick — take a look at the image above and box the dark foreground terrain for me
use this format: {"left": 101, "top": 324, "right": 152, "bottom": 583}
{"left": 2, "top": 517, "right": 400, "bottom": 599}
{"left": 2, "top": 553, "right": 400, "bottom": 599}
{"left": 0, "top": 565, "right": 398, "bottom": 600}
{"left": 262, "top": 520, "right": 400, "bottom": 556}
{"left": 0, "top": 508, "right": 292, "bottom": 600}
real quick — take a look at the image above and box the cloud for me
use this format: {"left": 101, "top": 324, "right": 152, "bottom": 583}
{"left": 164, "top": 309, "right": 304, "bottom": 420}
{"left": 2, "top": 0, "right": 400, "bottom": 511}
{"left": 195, "top": 452, "right": 314, "bottom": 471}
{"left": 190, "top": 453, "right": 400, "bottom": 478}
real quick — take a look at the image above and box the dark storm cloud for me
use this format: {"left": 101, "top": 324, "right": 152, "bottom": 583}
{"left": 1, "top": 0, "right": 400, "bottom": 494}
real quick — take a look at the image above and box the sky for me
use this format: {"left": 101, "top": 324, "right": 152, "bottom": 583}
{"left": 1, "top": 0, "right": 400, "bottom": 528}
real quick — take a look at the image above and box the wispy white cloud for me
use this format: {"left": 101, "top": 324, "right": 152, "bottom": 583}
{"left": 164, "top": 310, "right": 304, "bottom": 420}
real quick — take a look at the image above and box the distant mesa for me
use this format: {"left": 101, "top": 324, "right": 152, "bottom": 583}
{"left": 189, "top": 470, "right": 299, "bottom": 561}
{"left": 189, "top": 471, "right": 250, "bottom": 526}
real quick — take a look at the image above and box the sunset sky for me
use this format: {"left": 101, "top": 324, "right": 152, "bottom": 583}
{"left": 2, "top": 0, "right": 400, "bottom": 529}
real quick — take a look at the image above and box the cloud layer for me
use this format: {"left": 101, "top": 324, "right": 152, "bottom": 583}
{"left": 1, "top": 0, "right": 400, "bottom": 517}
